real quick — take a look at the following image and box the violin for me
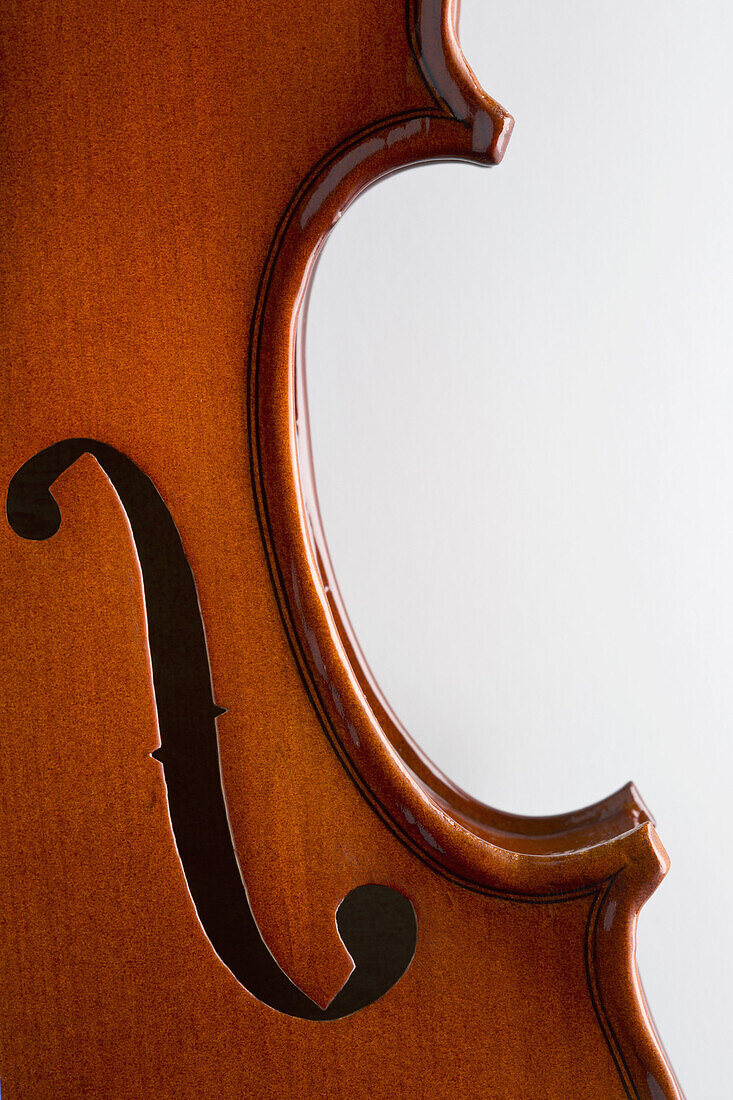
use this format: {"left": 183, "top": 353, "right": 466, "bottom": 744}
{"left": 0, "top": 0, "right": 684, "bottom": 1095}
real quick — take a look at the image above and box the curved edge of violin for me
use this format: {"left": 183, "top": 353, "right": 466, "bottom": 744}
{"left": 249, "top": 0, "right": 664, "bottom": 891}
{"left": 407, "top": 0, "right": 514, "bottom": 162}
{"left": 246, "top": 5, "right": 682, "bottom": 1091}
{"left": 588, "top": 829, "right": 685, "bottom": 1099}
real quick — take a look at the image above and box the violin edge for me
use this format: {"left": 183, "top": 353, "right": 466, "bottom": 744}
{"left": 248, "top": 12, "right": 685, "bottom": 1085}
{"left": 249, "top": 0, "right": 670, "bottom": 893}
{"left": 588, "top": 828, "right": 686, "bottom": 1099}
{"left": 407, "top": 0, "right": 514, "bottom": 163}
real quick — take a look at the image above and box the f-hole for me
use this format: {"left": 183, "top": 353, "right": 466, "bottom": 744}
{"left": 6, "top": 439, "right": 417, "bottom": 1020}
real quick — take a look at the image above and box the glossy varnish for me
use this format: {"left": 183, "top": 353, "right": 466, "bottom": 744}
{"left": 0, "top": 1, "right": 683, "bottom": 1096}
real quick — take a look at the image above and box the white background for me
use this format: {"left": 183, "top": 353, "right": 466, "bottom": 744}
{"left": 306, "top": 3, "right": 732, "bottom": 1095}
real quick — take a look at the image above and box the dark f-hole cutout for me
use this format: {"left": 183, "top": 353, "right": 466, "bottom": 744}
{"left": 7, "top": 439, "right": 417, "bottom": 1020}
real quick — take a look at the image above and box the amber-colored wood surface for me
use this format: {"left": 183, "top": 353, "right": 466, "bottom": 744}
{"left": 0, "top": 1, "right": 683, "bottom": 1096}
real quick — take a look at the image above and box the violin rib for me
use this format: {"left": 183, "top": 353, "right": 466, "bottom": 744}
{"left": 0, "top": 0, "right": 684, "bottom": 1096}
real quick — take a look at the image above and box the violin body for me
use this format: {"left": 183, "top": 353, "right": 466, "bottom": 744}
{"left": 0, "top": 1, "right": 683, "bottom": 1096}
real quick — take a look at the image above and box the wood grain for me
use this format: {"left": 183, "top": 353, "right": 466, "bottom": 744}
{"left": 0, "top": 1, "right": 683, "bottom": 1095}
